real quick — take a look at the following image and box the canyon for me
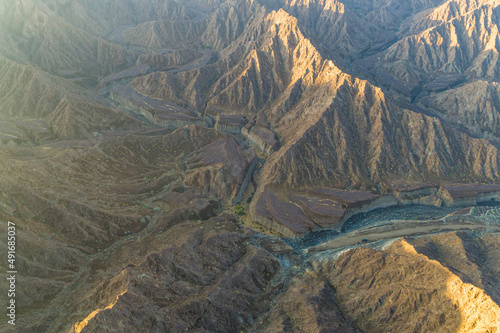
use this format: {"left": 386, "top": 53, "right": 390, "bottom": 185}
{"left": 1, "top": 0, "right": 500, "bottom": 332}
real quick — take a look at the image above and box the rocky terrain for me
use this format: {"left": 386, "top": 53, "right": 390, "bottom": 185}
{"left": 1, "top": 0, "right": 500, "bottom": 332}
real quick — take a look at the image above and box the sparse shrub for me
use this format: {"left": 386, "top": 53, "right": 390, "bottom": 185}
{"left": 235, "top": 204, "right": 245, "bottom": 216}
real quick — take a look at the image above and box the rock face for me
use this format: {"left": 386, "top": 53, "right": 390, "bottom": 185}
{"left": 2, "top": 0, "right": 128, "bottom": 73}
{"left": 421, "top": 80, "right": 500, "bottom": 139}
{"left": 0, "top": 124, "right": 257, "bottom": 331}
{"left": 263, "top": 271, "right": 359, "bottom": 332}
{"left": 80, "top": 220, "right": 282, "bottom": 333}
{"left": 2, "top": 0, "right": 500, "bottom": 332}
{"left": 373, "top": 5, "right": 500, "bottom": 86}
{"left": 278, "top": 0, "right": 378, "bottom": 61}
{"left": 124, "top": 0, "right": 500, "bottom": 235}
{"left": 313, "top": 236, "right": 500, "bottom": 333}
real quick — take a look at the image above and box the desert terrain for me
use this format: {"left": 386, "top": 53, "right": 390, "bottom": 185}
{"left": 1, "top": 0, "right": 500, "bottom": 332}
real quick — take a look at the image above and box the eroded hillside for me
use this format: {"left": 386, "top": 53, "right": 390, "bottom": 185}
{"left": 1, "top": 0, "right": 500, "bottom": 332}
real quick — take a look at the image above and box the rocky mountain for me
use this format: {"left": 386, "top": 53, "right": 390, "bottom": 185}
{"left": 342, "top": 0, "right": 447, "bottom": 31}
{"left": 129, "top": 0, "right": 500, "bottom": 235}
{"left": 402, "top": 0, "right": 500, "bottom": 35}
{"left": 311, "top": 235, "right": 500, "bottom": 333}
{"left": 1, "top": 0, "right": 129, "bottom": 74}
{"left": 368, "top": 4, "right": 500, "bottom": 92}
{"left": 420, "top": 80, "right": 500, "bottom": 139}
{"left": 1, "top": 0, "right": 500, "bottom": 332}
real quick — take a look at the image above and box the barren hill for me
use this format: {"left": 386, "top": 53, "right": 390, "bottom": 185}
{"left": 1, "top": 0, "right": 500, "bottom": 332}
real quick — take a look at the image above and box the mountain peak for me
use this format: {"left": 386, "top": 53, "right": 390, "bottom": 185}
{"left": 2, "top": 1, "right": 500, "bottom": 332}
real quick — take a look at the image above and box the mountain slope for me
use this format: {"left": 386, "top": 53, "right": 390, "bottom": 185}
{"left": 3, "top": 0, "right": 500, "bottom": 332}
{"left": 126, "top": 2, "right": 500, "bottom": 235}
{"left": 421, "top": 80, "right": 500, "bottom": 139}
{"left": 1, "top": 0, "right": 129, "bottom": 74}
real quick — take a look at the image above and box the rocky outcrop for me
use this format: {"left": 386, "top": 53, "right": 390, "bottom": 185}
{"left": 200, "top": 0, "right": 265, "bottom": 50}
{"left": 341, "top": 0, "right": 446, "bottom": 31}
{"left": 214, "top": 113, "right": 247, "bottom": 133}
{"left": 279, "top": 0, "right": 380, "bottom": 61}
{"left": 131, "top": 7, "right": 323, "bottom": 113}
{"left": 363, "top": 3, "right": 500, "bottom": 96}
{"left": 259, "top": 79, "right": 500, "bottom": 193}
{"left": 402, "top": 0, "right": 500, "bottom": 36}
{"left": 242, "top": 114, "right": 280, "bottom": 153}
{"left": 3, "top": 0, "right": 500, "bottom": 331}
{"left": 243, "top": 125, "right": 280, "bottom": 153}
{"left": 263, "top": 271, "right": 358, "bottom": 332}
{"left": 184, "top": 134, "right": 256, "bottom": 202}
{"left": 421, "top": 80, "right": 500, "bottom": 139}
{"left": 313, "top": 237, "right": 500, "bottom": 333}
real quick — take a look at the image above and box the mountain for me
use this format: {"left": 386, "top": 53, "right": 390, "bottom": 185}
{"left": 420, "top": 80, "right": 500, "bottom": 139}
{"left": 1, "top": 0, "right": 129, "bottom": 74}
{"left": 311, "top": 235, "right": 500, "bottom": 333}
{"left": 129, "top": 1, "right": 500, "bottom": 235}
{"left": 368, "top": 5, "right": 500, "bottom": 92}
{"left": 1, "top": 0, "right": 500, "bottom": 332}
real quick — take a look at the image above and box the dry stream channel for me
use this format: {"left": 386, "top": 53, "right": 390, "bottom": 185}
{"left": 251, "top": 202, "right": 500, "bottom": 266}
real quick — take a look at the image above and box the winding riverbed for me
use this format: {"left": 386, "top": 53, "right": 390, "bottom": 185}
{"left": 281, "top": 202, "right": 500, "bottom": 252}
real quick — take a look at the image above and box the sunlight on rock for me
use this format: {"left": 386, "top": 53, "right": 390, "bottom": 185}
{"left": 74, "top": 290, "right": 127, "bottom": 333}
{"left": 446, "top": 276, "right": 500, "bottom": 333}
